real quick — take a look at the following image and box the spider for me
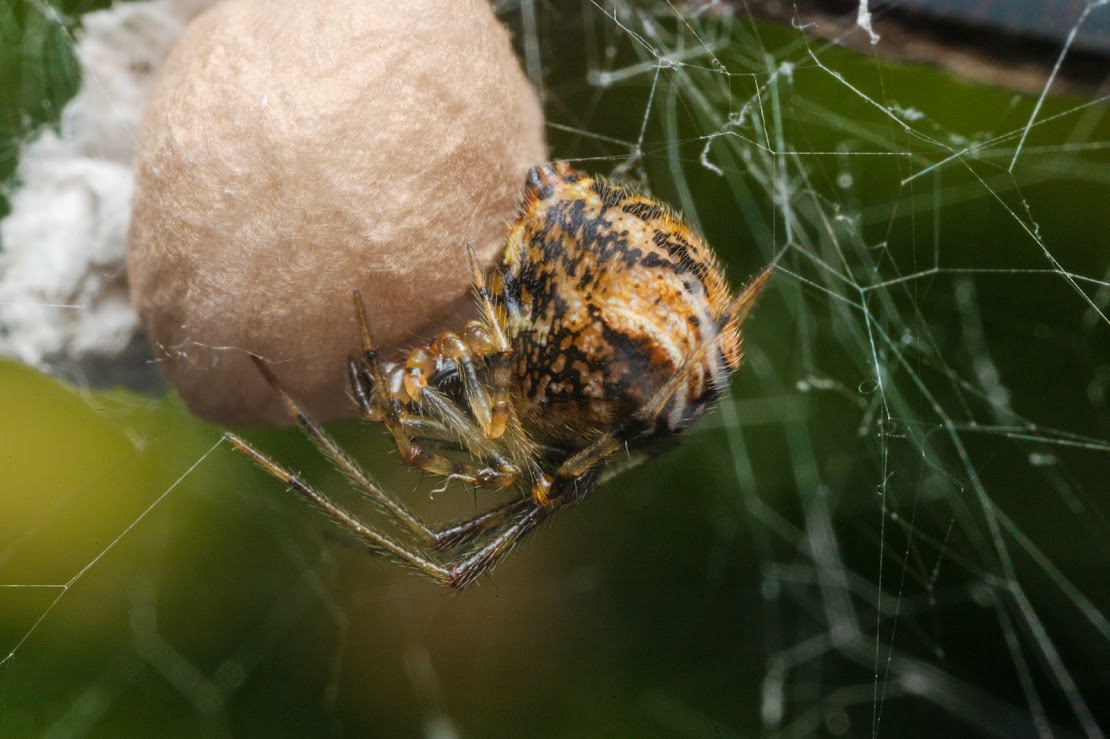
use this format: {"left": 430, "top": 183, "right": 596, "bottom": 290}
{"left": 226, "top": 162, "right": 772, "bottom": 589}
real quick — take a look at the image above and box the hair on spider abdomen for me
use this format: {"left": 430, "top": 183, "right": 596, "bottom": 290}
{"left": 227, "top": 162, "right": 773, "bottom": 589}
{"left": 502, "top": 163, "right": 758, "bottom": 450}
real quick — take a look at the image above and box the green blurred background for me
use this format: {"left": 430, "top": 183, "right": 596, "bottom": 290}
{"left": 2, "top": 1, "right": 1108, "bottom": 736}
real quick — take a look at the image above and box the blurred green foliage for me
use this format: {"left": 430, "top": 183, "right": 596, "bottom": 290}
{"left": 0, "top": 0, "right": 114, "bottom": 219}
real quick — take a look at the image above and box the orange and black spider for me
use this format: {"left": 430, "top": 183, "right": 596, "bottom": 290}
{"left": 226, "top": 162, "right": 772, "bottom": 589}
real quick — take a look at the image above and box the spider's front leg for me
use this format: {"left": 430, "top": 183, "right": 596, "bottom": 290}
{"left": 350, "top": 292, "right": 520, "bottom": 490}
{"left": 357, "top": 244, "right": 514, "bottom": 447}
{"left": 464, "top": 243, "right": 514, "bottom": 440}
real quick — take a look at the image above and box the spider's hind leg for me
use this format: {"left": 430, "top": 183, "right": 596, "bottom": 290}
{"left": 430, "top": 495, "right": 533, "bottom": 551}
{"left": 229, "top": 426, "right": 596, "bottom": 589}
{"left": 247, "top": 354, "right": 436, "bottom": 543}
{"left": 441, "top": 468, "right": 599, "bottom": 588}
{"left": 446, "top": 504, "right": 549, "bottom": 589}
{"left": 225, "top": 433, "right": 452, "bottom": 585}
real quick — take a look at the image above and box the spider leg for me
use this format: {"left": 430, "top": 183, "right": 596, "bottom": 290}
{"left": 352, "top": 290, "right": 526, "bottom": 486}
{"left": 410, "top": 329, "right": 495, "bottom": 436}
{"left": 723, "top": 264, "right": 774, "bottom": 336}
{"left": 400, "top": 319, "right": 520, "bottom": 447}
{"left": 357, "top": 269, "right": 539, "bottom": 490}
{"left": 400, "top": 416, "right": 472, "bottom": 447}
{"left": 464, "top": 243, "right": 514, "bottom": 439}
{"left": 230, "top": 426, "right": 598, "bottom": 590}
{"left": 416, "top": 384, "right": 553, "bottom": 498}
{"left": 414, "top": 386, "right": 518, "bottom": 474}
{"left": 556, "top": 433, "right": 624, "bottom": 481}
{"left": 247, "top": 354, "right": 436, "bottom": 543}
{"left": 350, "top": 357, "right": 471, "bottom": 448}
{"left": 525, "top": 425, "right": 625, "bottom": 507}
{"left": 391, "top": 245, "right": 519, "bottom": 444}
{"left": 398, "top": 327, "right": 542, "bottom": 490}
{"left": 228, "top": 432, "right": 587, "bottom": 589}
{"left": 225, "top": 433, "right": 452, "bottom": 585}
{"left": 351, "top": 293, "right": 517, "bottom": 489}
{"left": 430, "top": 495, "right": 533, "bottom": 552}
{"left": 385, "top": 386, "right": 521, "bottom": 488}
{"left": 445, "top": 505, "right": 548, "bottom": 589}
{"left": 347, "top": 357, "right": 382, "bottom": 423}
{"left": 443, "top": 470, "right": 598, "bottom": 588}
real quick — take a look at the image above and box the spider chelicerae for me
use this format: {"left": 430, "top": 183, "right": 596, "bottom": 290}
{"left": 226, "top": 162, "right": 772, "bottom": 589}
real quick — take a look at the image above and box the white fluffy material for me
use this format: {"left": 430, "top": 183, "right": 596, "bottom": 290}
{"left": 0, "top": 0, "right": 215, "bottom": 373}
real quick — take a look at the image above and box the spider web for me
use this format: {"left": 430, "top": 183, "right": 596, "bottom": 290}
{"left": 2, "top": 0, "right": 1109, "bottom": 735}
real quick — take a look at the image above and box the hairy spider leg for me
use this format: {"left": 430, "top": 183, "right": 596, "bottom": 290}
{"left": 465, "top": 242, "right": 514, "bottom": 439}
{"left": 722, "top": 264, "right": 774, "bottom": 346}
{"left": 226, "top": 431, "right": 588, "bottom": 589}
{"left": 350, "top": 349, "right": 510, "bottom": 460}
{"left": 397, "top": 321, "right": 518, "bottom": 453}
{"left": 250, "top": 347, "right": 529, "bottom": 561}
{"left": 446, "top": 505, "right": 550, "bottom": 589}
{"left": 430, "top": 495, "right": 535, "bottom": 551}
{"left": 393, "top": 243, "right": 517, "bottom": 444}
{"left": 354, "top": 282, "right": 540, "bottom": 491}
{"left": 349, "top": 356, "right": 475, "bottom": 450}
{"left": 441, "top": 469, "right": 599, "bottom": 588}
{"left": 350, "top": 292, "right": 516, "bottom": 488}
{"left": 404, "top": 336, "right": 489, "bottom": 431}
{"left": 245, "top": 354, "right": 436, "bottom": 543}
{"left": 411, "top": 387, "right": 521, "bottom": 483}
{"left": 350, "top": 355, "right": 521, "bottom": 488}
{"left": 347, "top": 356, "right": 383, "bottom": 423}
{"left": 225, "top": 432, "right": 452, "bottom": 583}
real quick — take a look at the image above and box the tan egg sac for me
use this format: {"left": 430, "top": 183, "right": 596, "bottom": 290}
{"left": 128, "top": 0, "right": 546, "bottom": 426}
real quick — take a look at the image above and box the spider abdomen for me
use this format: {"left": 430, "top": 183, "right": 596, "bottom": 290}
{"left": 498, "top": 164, "right": 741, "bottom": 449}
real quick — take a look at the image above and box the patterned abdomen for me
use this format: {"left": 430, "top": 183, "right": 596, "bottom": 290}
{"left": 499, "top": 164, "right": 741, "bottom": 449}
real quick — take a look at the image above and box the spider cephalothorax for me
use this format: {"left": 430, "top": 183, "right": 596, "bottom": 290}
{"left": 227, "top": 162, "right": 772, "bottom": 588}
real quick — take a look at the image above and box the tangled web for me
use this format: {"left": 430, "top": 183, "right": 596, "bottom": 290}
{"left": 1, "top": 1, "right": 1108, "bottom": 735}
